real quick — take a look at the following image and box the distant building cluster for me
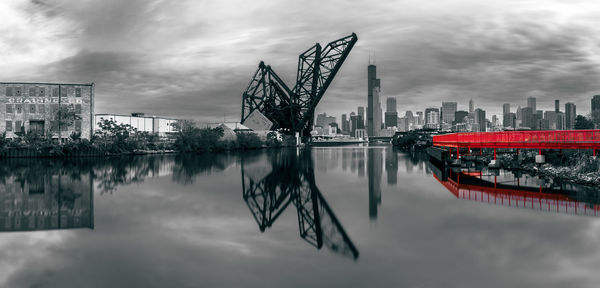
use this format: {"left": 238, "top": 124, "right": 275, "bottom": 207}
{"left": 94, "top": 113, "right": 178, "bottom": 137}
{"left": 312, "top": 62, "right": 600, "bottom": 137}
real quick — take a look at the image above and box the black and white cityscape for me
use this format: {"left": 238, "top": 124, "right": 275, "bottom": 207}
{"left": 3, "top": 0, "right": 600, "bottom": 288}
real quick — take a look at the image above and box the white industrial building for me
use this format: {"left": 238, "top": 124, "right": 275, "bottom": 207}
{"left": 94, "top": 113, "right": 178, "bottom": 136}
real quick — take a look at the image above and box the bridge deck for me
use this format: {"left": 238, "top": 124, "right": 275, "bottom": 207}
{"left": 433, "top": 130, "right": 600, "bottom": 150}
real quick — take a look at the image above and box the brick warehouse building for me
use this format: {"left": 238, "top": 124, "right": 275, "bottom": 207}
{"left": 0, "top": 82, "right": 94, "bottom": 140}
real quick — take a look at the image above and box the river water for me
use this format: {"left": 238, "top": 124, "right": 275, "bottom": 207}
{"left": 0, "top": 145, "right": 599, "bottom": 287}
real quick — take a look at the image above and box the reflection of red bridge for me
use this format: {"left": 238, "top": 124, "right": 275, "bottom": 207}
{"left": 433, "top": 170, "right": 600, "bottom": 217}
{"left": 433, "top": 130, "right": 600, "bottom": 158}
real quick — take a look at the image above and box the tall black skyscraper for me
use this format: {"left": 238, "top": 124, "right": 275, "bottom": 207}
{"left": 367, "top": 64, "right": 381, "bottom": 137}
{"left": 555, "top": 100, "right": 559, "bottom": 113}
{"left": 592, "top": 95, "right": 600, "bottom": 125}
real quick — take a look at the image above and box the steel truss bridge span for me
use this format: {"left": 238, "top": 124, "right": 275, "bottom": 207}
{"left": 241, "top": 33, "right": 357, "bottom": 138}
{"left": 433, "top": 130, "right": 600, "bottom": 151}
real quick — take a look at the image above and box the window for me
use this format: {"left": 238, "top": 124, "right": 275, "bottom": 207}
{"left": 61, "top": 87, "right": 67, "bottom": 97}
{"left": 51, "top": 104, "right": 58, "bottom": 113}
{"left": 16, "top": 104, "right": 22, "bottom": 114}
{"left": 38, "top": 105, "right": 45, "bottom": 114}
{"left": 29, "top": 104, "right": 35, "bottom": 113}
{"left": 75, "top": 88, "right": 81, "bottom": 97}
{"left": 39, "top": 88, "right": 45, "bottom": 96}
{"left": 15, "top": 121, "right": 21, "bottom": 131}
{"left": 15, "top": 87, "right": 21, "bottom": 96}
{"left": 75, "top": 104, "right": 82, "bottom": 114}
{"left": 5, "top": 121, "right": 11, "bottom": 132}
{"left": 29, "top": 88, "right": 35, "bottom": 96}
{"left": 6, "top": 87, "right": 13, "bottom": 96}
{"left": 52, "top": 88, "right": 58, "bottom": 97}
{"left": 75, "top": 120, "right": 81, "bottom": 131}
{"left": 6, "top": 104, "right": 13, "bottom": 114}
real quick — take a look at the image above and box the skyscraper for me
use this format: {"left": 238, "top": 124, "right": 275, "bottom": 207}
{"left": 503, "top": 103, "right": 510, "bottom": 115}
{"left": 469, "top": 98, "right": 474, "bottom": 113}
{"left": 527, "top": 97, "right": 536, "bottom": 112}
{"left": 592, "top": 95, "right": 600, "bottom": 125}
{"left": 425, "top": 108, "right": 440, "bottom": 129}
{"left": 341, "top": 114, "right": 348, "bottom": 133}
{"left": 565, "top": 102, "right": 576, "bottom": 130}
{"left": 367, "top": 64, "right": 382, "bottom": 137}
{"left": 386, "top": 97, "right": 396, "bottom": 112}
{"left": 474, "top": 108, "right": 486, "bottom": 132}
{"left": 441, "top": 102, "right": 457, "bottom": 124}
{"left": 357, "top": 106, "right": 365, "bottom": 128}
{"left": 555, "top": 100, "right": 560, "bottom": 113}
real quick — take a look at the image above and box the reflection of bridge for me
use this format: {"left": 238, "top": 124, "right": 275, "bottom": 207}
{"left": 433, "top": 130, "right": 600, "bottom": 158}
{"left": 430, "top": 162, "right": 600, "bottom": 217}
{"left": 241, "top": 150, "right": 359, "bottom": 260}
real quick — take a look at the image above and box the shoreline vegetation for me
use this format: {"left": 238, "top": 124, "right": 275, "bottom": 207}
{"left": 0, "top": 119, "right": 296, "bottom": 158}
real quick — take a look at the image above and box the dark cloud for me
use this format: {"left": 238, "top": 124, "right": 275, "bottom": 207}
{"left": 4, "top": 0, "right": 600, "bottom": 122}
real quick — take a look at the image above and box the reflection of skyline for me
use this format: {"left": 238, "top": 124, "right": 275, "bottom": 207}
{"left": 429, "top": 161, "right": 600, "bottom": 217}
{"left": 368, "top": 148, "right": 382, "bottom": 220}
{"left": 241, "top": 149, "right": 359, "bottom": 260}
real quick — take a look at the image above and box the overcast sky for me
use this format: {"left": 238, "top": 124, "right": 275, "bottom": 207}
{"left": 2, "top": 0, "right": 600, "bottom": 122}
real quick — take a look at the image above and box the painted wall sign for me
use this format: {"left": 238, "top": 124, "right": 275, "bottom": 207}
{"left": 7, "top": 97, "right": 83, "bottom": 104}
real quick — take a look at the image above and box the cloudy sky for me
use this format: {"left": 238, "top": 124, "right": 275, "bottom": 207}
{"left": 1, "top": 0, "right": 600, "bottom": 122}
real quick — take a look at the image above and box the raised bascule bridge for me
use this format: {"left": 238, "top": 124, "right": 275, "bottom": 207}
{"left": 240, "top": 33, "right": 357, "bottom": 142}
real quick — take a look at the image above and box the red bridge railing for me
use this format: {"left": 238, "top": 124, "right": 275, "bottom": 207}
{"left": 433, "top": 130, "right": 600, "bottom": 150}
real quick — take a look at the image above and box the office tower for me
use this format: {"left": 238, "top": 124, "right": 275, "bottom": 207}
{"left": 416, "top": 111, "right": 424, "bottom": 126}
{"left": 520, "top": 107, "right": 533, "bottom": 129}
{"left": 341, "top": 114, "right": 348, "bottom": 133}
{"left": 441, "top": 102, "right": 457, "bottom": 124}
{"left": 405, "top": 111, "right": 414, "bottom": 127}
{"left": 454, "top": 110, "right": 468, "bottom": 124}
{"left": 425, "top": 108, "right": 440, "bottom": 129}
{"left": 315, "top": 113, "right": 335, "bottom": 128}
{"left": 349, "top": 112, "right": 357, "bottom": 136}
{"left": 358, "top": 106, "right": 365, "bottom": 127}
{"left": 386, "top": 97, "right": 396, "bottom": 112}
{"left": 503, "top": 113, "right": 516, "bottom": 129}
{"left": 555, "top": 100, "right": 560, "bottom": 113}
{"left": 474, "top": 108, "right": 486, "bottom": 132}
{"left": 492, "top": 115, "right": 497, "bottom": 126}
{"left": 367, "top": 64, "right": 382, "bottom": 137}
{"left": 565, "top": 102, "right": 576, "bottom": 130}
{"left": 398, "top": 117, "right": 408, "bottom": 131}
{"left": 384, "top": 112, "right": 398, "bottom": 128}
{"left": 544, "top": 111, "right": 558, "bottom": 130}
{"left": 556, "top": 112, "right": 565, "bottom": 130}
{"left": 469, "top": 98, "right": 474, "bottom": 113}
{"left": 503, "top": 103, "right": 510, "bottom": 115}
{"left": 527, "top": 97, "right": 536, "bottom": 112}
{"left": 356, "top": 114, "right": 364, "bottom": 129}
{"left": 592, "top": 95, "right": 600, "bottom": 125}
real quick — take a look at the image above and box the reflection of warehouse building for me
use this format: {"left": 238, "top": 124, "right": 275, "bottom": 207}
{"left": 0, "top": 82, "right": 94, "bottom": 140}
{"left": 94, "top": 113, "right": 178, "bottom": 137}
{"left": 0, "top": 171, "right": 93, "bottom": 231}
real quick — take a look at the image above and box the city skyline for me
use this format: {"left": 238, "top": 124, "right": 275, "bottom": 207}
{"left": 3, "top": 1, "right": 600, "bottom": 123}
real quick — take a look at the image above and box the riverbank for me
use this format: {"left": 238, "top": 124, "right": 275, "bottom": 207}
{"left": 499, "top": 151, "right": 600, "bottom": 186}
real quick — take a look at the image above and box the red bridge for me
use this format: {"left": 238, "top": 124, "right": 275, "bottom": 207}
{"left": 433, "top": 130, "right": 600, "bottom": 159}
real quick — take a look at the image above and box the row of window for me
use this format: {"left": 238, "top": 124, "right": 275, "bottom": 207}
{"left": 5, "top": 120, "right": 82, "bottom": 132}
{"left": 5, "top": 87, "right": 82, "bottom": 97}
{"left": 6, "top": 104, "right": 82, "bottom": 114}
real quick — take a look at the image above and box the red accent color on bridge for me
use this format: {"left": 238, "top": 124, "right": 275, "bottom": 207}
{"left": 433, "top": 130, "right": 600, "bottom": 150}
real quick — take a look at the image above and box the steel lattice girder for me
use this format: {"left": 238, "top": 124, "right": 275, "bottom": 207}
{"left": 241, "top": 150, "right": 359, "bottom": 259}
{"left": 241, "top": 33, "right": 357, "bottom": 134}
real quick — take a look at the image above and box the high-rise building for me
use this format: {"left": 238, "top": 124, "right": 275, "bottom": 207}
{"left": 425, "top": 108, "right": 439, "bottom": 129}
{"left": 454, "top": 110, "right": 468, "bottom": 124}
{"left": 474, "top": 108, "right": 486, "bottom": 132}
{"left": 592, "top": 95, "right": 600, "bottom": 126}
{"left": 349, "top": 112, "right": 357, "bottom": 135}
{"left": 384, "top": 111, "right": 397, "bottom": 128}
{"left": 503, "top": 113, "right": 516, "bottom": 129}
{"left": 358, "top": 106, "right": 365, "bottom": 128}
{"left": 441, "top": 102, "right": 457, "bottom": 124}
{"left": 527, "top": 97, "right": 536, "bottom": 112}
{"left": 520, "top": 107, "right": 533, "bottom": 129}
{"left": 405, "top": 111, "right": 414, "bottom": 127}
{"left": 556, "top": 112, "right": 565, "bottom": 130}
{"left": 386, "top": 97, "right": 396, "bottom": 113}
{"left": 315, "top": 113, "right": 335, "bottom": 128}
{"left": 341, "top": 114, "right": 348, "bottom": 133}
{"left": 555, "top": 100, "right": 560, "bottom": 113}
{"left": 565, "top": 102, "right": 576, "bottom": 130}
{"left": 367, "top": 65, "right": 381, "bottom": 137}
{"left": 416, "top": 111, "right": 423, "bottom": 126}
{"left": 503, "top": 103, "right": 510, "bottom": 115}
{"left": 469, "top": 98, "right": 474, "bottom": 113}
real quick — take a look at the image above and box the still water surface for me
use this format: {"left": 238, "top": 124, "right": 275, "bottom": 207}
{"left": 1, "top": 145, "right": 599, "bottom": 287}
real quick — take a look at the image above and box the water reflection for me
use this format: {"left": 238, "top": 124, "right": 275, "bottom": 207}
{"left": 429, "top": 160, "right": 600, "bottom": 217}
{"left": 0, "top": 159, "right": 93, "bottom": 231}
{"left": 241, "top": 149, "right": 359, "bottom": 260}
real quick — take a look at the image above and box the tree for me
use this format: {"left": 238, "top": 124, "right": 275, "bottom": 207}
{"left": 574, "top": 115, "right": 594, "bottom": 130}
{"left": 54, "top": 105, "right": 82, "bottom": 140}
